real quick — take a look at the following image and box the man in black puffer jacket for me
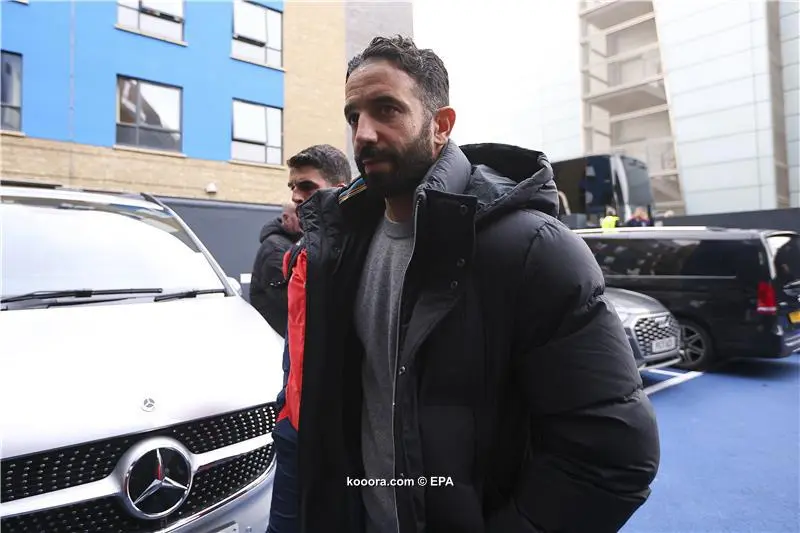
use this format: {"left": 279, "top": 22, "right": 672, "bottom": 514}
{"left": 292, "top": 35, "right": 660, "bottom": 533}
{"left": 249, "top": 203, "right": 301, "bottom": 336}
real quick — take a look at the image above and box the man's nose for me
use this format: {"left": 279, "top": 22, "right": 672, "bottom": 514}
{"left": 292, "top": 192, "right": 303, "bottom": 206}
{"left": 353, "top": 116, "right": 378, "bottom": 154}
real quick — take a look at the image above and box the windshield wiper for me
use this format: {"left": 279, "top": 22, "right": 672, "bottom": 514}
{"left": 0, "top": 288, "right": 163, "bottom": 304}
{"left": 153, "top": 288, "right": 227, "bottom": 302}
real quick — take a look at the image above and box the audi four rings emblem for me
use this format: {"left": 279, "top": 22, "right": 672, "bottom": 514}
{"left": 121, "top": 441, "right": 193, "bottom": 520}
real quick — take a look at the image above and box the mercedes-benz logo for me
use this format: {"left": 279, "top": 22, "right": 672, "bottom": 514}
{"left": 141, "top": 398, "right": 156, "bottom": 412}
{"left": 121, "top": 440, "right": 193, "bottom": 520}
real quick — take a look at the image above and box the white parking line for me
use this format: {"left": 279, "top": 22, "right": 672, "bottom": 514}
{"left": 644, "top": 371, "right": 704, "bottom": 395}
{"left": 645, "top": 368, "right": 683, "bottom": 377}
{"left": 644, "top": 368, "right": 685, "bottom": 377}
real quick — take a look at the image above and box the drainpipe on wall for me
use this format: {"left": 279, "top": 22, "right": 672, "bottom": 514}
{"left": 68, "top": 0, "right": 76, "bottom": 185}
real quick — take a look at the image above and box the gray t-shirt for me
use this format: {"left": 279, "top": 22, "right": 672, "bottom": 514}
{"left": 354, "top": 215, "right": 415, "bottom": 533}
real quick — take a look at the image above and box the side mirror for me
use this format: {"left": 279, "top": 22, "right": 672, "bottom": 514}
{"left": 227, "top": 276, "right": 243, "bottom": 296}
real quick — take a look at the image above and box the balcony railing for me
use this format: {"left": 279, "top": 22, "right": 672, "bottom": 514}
{"left": 611, "top": 136, "right": 677, "bottom": 175}
{"left": 611, "top": 56, "right": 660, "bottom": 86}
{"left": 581, "top": 0, "right": 617, "bottom": 11}
{"left": 583, "top": 45, "right": 662, "bottom": 90}
{"left": 580, "top": 0, "right": 654, "bottom": 30}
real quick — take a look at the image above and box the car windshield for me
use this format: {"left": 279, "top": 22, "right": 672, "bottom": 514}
{"left": 766, "top": 234, "right": 800, "bottom": 287}
{"left": 0, "top": 191, "right": 225, "bottom": 300}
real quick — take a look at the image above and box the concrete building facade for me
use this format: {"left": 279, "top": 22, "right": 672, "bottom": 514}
{"left": 579, "top": 0, "right": 800, "bottom": 215}
{"left": 0, "top": 0, "right": 412, "bottom": 205}
{"left": 779, "top": 1, "right": 799, "bottom": 206}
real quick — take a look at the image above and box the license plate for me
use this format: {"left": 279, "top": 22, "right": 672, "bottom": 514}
{"left": 790, "top": 310, "right": 800, "bottom": 324}
{"left": 210, "top": 524, "right": 238, "bottom": 533}
{"left": 651, "top": 336, "right": 677, "bottom": 353}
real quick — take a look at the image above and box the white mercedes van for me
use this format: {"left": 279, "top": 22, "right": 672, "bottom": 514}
{"left": 0, "top": 183, "right": 285, "bottom": 533}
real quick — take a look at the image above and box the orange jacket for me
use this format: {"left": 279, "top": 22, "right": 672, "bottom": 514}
{"left": 276, "top": 246, "right": 307, "bottom": 431}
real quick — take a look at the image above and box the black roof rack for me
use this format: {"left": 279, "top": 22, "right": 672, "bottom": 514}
{"left": 139, "top": 192, "right": 170, "bottom": 209}
{"left": 1, "top": 179, "right": 166, "bottom": 208}
{"left": 0, "top": 179, "right": 64, "bottom": 189}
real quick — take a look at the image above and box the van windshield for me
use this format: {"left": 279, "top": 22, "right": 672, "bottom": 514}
{"left": 0, "top": 192, "right": 226, "bottom": 301}
{"left": 766, "top": 234, "right": 800, "bottom": 287}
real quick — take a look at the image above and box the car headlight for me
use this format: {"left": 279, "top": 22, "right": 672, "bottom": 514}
{"left": 616, "top": 310, "right": 632, "bottom": 324}
{"left": 613, "top": 306, "right": 649, "bottom": 326}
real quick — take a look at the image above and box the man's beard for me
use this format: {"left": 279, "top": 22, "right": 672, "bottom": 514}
{"left": 355, "top": 127, "right": 436, "bottom": 199}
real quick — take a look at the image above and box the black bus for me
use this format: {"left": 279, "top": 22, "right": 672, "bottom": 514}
{"left": 551, "top": 153, "right": 655, "bottom": 228}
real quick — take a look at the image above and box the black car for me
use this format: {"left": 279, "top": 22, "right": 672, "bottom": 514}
{"left": 606, "top": 287, "right": 685, "bottom": 371}
{"left": 577, "top": 226, "right": 800, "bottom": 370}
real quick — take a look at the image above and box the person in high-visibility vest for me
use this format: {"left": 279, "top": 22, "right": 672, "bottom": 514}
{"left": 600, "top": 215, "right": 619, "bottom": 229}
{"left": 600, "top": 207, "right": 620, "bottom": 229}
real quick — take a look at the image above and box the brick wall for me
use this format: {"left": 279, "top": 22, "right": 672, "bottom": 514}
{"left": 283, "top": 1, "right": 348, "bottom": 163}
{"left": 0, "top": 133, "right": 291, "bottom": 204}
{"left": 1, "top": 3, "right": 349, "bottom": 205}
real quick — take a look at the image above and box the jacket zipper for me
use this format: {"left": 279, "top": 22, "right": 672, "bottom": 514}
{"left": 391, "top": 193, "right": 422, "bottom": 533}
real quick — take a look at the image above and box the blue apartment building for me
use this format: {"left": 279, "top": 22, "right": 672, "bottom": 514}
{"left": 1, "top": 0, "right": 285, "bottom": 166}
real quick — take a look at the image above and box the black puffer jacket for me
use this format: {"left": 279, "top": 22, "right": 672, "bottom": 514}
{"left": 296, "top": 141, "right": 660, "bottom": 533}
{"left": 249, "top": 217, "right": 300, "bottom": 336}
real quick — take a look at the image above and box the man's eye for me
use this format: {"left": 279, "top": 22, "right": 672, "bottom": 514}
{"left": 296, "top": 182, "right": 317, "bottom": 192}
{"left": 380, "top": 106, "right": 398, "bottom": 117}
{"left": 346, "top": 113, "right": 359, "bottom": 126}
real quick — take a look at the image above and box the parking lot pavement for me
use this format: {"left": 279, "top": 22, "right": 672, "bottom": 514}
{"left": 622, "top": 354, "right": 800, "bottom": 533}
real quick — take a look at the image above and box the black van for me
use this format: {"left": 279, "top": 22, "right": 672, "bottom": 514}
{"left": 575, "top": 226, "right": 800, "bottom": 370}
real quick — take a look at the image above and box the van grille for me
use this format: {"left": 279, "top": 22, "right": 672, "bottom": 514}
{"left": 633, "top": 314, "right": 681, "bottom": 358}
{"left": 1, "top": 443, "right": 274, "bottom": 533}
{"left": 1, "top": 403, "right": 277, "bottom": 503}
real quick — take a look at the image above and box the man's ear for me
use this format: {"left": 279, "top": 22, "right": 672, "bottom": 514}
{"left": 433, "top": 107, "right": 456, "bottom": 145}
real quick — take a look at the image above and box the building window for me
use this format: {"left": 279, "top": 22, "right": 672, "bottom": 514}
{"left": 117, "top": 0, "right": 184, "bottom": 42}
{"left": 1, "top": 51, "right": 22, "bottom": 131}
{"left": 116, "top": 76, "right": 182, "bottom": 152}
{"left": 232, "top": 99, "right": 282, "bottom": 165}
{"left": 232, "top": 0, "right": 282, "bottom": 69}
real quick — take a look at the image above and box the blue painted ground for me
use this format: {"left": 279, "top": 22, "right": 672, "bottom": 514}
{"left": 623, "top": 355, "right": 800, "bottom": 533}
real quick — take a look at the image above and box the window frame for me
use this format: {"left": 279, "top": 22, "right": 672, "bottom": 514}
{"left": 1, "top": 50, "right": 23, "bottom": 132}
{"left": 231, "top": 0, "right": 283, "bottom": 69}
{"left": 230, "top": 98, "right": 284, "bottom": 166}
{"left": 116, "top": 75, "right": 184, "bottom": 153}
{"left": 116, "top": 0, "right": 185, "bottom": 42}
{"left": 585, "top": 235, "right": 754, "bottom": 279}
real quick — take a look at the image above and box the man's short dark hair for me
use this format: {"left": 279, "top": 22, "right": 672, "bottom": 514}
{"left": 346, "top": 35, "right": 449, "bottom": 116}
{"left": 287, "top": 144, "right": 352, "bottom": 185}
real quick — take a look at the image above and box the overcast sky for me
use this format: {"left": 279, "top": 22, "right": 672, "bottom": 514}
{"left": 412, "top": 0, "right": 584, "bottom": 158}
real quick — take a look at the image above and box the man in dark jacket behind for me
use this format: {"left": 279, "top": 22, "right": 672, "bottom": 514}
{"left": 250, "top": 203, "right": 301, "bottom": 335}
{"left": 251, "top": 145, "right": 352, "bottom": 336}
{"left": 292, "top": 35, "right": 660, "bottom": 533}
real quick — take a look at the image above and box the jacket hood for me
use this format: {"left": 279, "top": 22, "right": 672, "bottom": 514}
{"left": 459, "top": 142, "right": 559, "bottom": 224}
{"left": 259, "top": 217, "right": 296, "bottom": 243}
